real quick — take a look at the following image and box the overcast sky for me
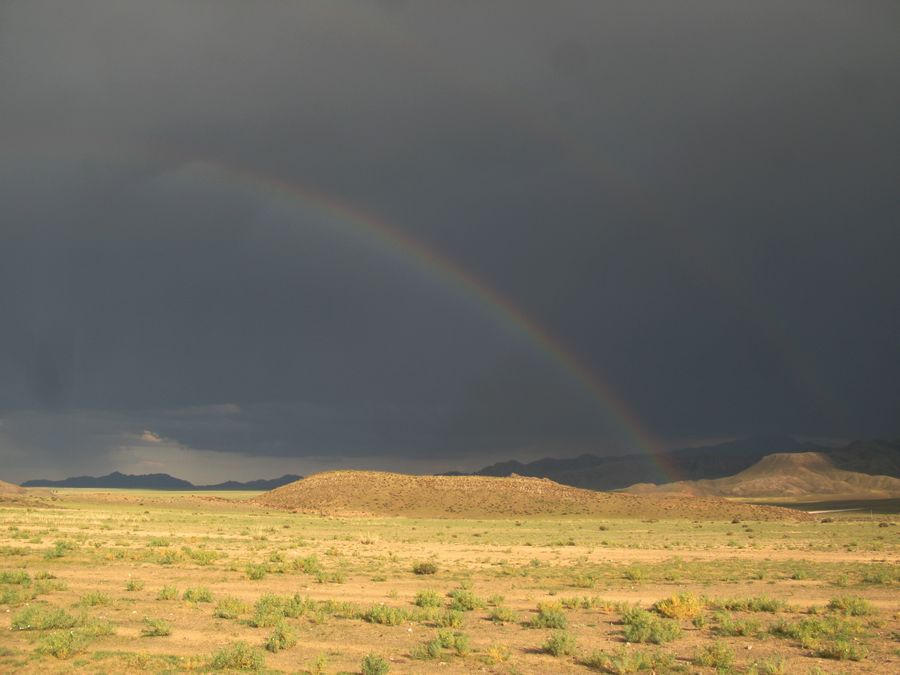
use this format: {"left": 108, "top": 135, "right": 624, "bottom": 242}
{"left": 1, "top": 1, "right": 898, "bottom": 482}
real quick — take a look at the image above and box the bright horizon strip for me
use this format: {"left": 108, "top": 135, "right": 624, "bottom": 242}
{"left": 184, "top": 160, "right": 678, "bottom": 481}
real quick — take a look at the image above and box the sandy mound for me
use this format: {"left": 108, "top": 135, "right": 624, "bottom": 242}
{"left": 0, "top": 479, "right": 26, "bottom": 494}
{"left": 253, "top": 470, "right": 810, "bottom": 520}
{"left": 625, "top": 452, "right": 900, "bottom": 501}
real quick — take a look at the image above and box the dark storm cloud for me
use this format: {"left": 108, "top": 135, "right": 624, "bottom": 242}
{"left": 1, "top": 1, "right": 898, "bottom": 480}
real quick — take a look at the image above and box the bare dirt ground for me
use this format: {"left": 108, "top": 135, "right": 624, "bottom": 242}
{"left": 0, "top": 488, "right": 897, "bottom": 674}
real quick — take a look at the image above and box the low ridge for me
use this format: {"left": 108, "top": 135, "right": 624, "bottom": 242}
{"left": 624, "top": 451, "right": 900, "bottom": 500}
{"left": 253, "top": 470, "right": 810, "bottom": 520}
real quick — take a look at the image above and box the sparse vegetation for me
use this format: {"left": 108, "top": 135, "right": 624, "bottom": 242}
{"left": 0, "top": 483, "right": 895, "bottom": 673}
{"left": 412, "top": 561, "right": 438, "bottom": 575}
{"left": 447, "top": 587, "right": 484, "bottom": 611}
{"left": 694, "top": 641, "right": 735, "bottom": 669}
{"left": 141, "top": 617, "right": 172, "bottom": 637}
{"left": 264, "top": 621, "right": 298, "bottom": 653}
{"left": 827, "top": 595, "right": 874, "bottom": 616}
{"left": 361, "top": 653, "right": 390, "bottom": 675}
{"left": 156, "top": 585, "right": 179, "bottom": 600}
{"left": 182, "top": 586, "right": 213, "bottom": 603}
{"left": 214, "top": 595, "right": 249, "bottom": 619}
{"left": 543, "top": 629, "right": 577, "bottom": 656}
{"left": 583, "top": 647, "right": 676, "bottom": 673}
{"left": 621, "top": 607, "right": 682, "bottom": 644}
{"left": 209, "top": 641, "right": 265, "bottom": 670}
{"left": 529, "top": 602, "right": 568, "bottom": 629}
{"left": 12, "top": 605, "right": 79, "bottom": 630}
{"left": 414, "top": 589, "right": 441, "bottom": 607}
{"left": 37, "top": 630, "right": 91, "bottom": 659}
{"left": 653, "top": 592, "right": 705, "bottom": 620}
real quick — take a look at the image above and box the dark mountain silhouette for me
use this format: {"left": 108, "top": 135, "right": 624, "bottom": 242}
{"left": 21, "top": 471, "right": 301, "bottom": 491}
{"left": 827, "top": 439, "right": 900, "bottom": 477}
{"left": 469, "top": 435, "right": 830, "bottom": 490}
{"left": 469, "top": 437, "right": 900, "bottom": 491}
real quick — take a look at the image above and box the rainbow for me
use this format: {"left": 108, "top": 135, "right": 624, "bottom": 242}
{"left": 178, "top": 160, "right": 677, "bottom": 479}
{"left": 11, "top": 141, "right": 678, "bottom": 480}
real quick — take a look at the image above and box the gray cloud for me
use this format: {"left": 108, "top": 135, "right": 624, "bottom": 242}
{"left": 1, "top": 1, "right": 898, "bottom": 479}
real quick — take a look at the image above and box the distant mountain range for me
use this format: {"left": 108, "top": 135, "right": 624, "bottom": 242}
{"left": 21, "top": 471, "right": 301, "bottom": 491}
{"left": 464, "top": 436, "right": 900, "bottom": 491}
{"left": 624, "top": 450, "right": 900, "bottom": 500}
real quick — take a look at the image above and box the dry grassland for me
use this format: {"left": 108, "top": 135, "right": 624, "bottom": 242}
{"left": 0, "top": 485, "right": 897, "bottom": 674}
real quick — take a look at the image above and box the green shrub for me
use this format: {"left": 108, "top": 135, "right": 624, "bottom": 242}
{"left": 11, "top": 605, "right": 79, "bottom": 630}
{"left": 0, "top": 586, "right": 35, "bottom": 605}
{"left": 126, "top": 579, "right": 145, "bottom": 592}
{"left": 185, "top": 548, "right": 221, "bottom": 566}
{"left": 0, "top": 570, "right": 31, "bottom": 585}
{"left": 623, "top": 566, "right": 644, "bottom": 582}
{"left": 816, "top": 639, "right": 869, "bottom": 661}
{"left": 713, "top": 612, "right": 761, "bottom": 637}
{"left": 529, "top": 602, "right": 567, "bottom": 629}
{"left": 79, "top": 618, "right": 115, "bottom": 637}
{"left": 747, "top": 655, "right": 788, "bottom": 675}
{"left": 265, "top": 621, "right": 298, "bottom": 653}
{"left": 215, "top": 596, "right": 249, "bottom": 619}
{"left": 621, "top": 607, "right": 681, "bottom": 644}
{"left": 292, "top": 554, "right": 321, "bottom": 574}
{"left": 250, "top": 594, "right": 289, "bottom": 627}
{"left": 157, "top": 585, "right": 179, "bottom": 600}
{"left": 543, "top": 630, "right": 577, "bottom": 657}
{"left": 489, "top": 606, "right": 519, "bottom": 623}
{"left": 44, "top": 540, "right": 75, "bottom": 559}
{"left": 437, "top": 609, "right": 464, "bottom": 628}
{"left": 450, "top": 631, "right": 470, "bottom": 656}
{"left": 861, "top": 566, "right": 893, "bottom": 585}
{"left": 712, "top": 596, "right": 785, "bottom": 613}
{"left": 769, "top": 615, "right": 863, "bottom": 649}
{"left": 412, "top": 561, "right": 438, "bottom": 575}
{"left": 827, "top": 595, "right": 874, "bottom": 616}
{"left": 246, "top": 563, "right": 268, "bottom": 580}
{"left": 447, "top": 587, "right": 483, "bottom": 612}
{"left": 694, "top": 641, "right": 735, "bottom": 669}
{"left": 314, "top": 570, "right": 346, "bottom": 584}
{"left": 79, "top": 590, "right": 111, "bottom": 606}
{"left": 414, "top": 589, "right": 441, "bottom": 608}
{"left": 361, "top": 653, "right": 390, "bottom": 675}
{"left": 209, "top": 641, "right": 265, "bottom": 670}
{"left": 363, "top": 604, "right": 408, "bottom": 626}
{"left": 247, "top": 593, "right": 314, "bottom": 627}
{"left": 141, "top": 617, "right": 172, "bottom": 637}
{"left": 410, "top": 638, "right": 442, "bottom": 660}
{"left": 435, "top": 629, "right": 470, "bottom": 655}
{"left": 37, "top": 630, "right": 90, "bottom": 659}
{"left": 182, "top": 587, "right": 213, "bottom": 603}
{"left": 582, "top": 647, "right": 675, "bottom": 673}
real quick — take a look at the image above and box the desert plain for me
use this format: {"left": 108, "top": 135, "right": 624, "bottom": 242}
{"left": 0, "top": 473, "right": 897, "bottom": 674}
